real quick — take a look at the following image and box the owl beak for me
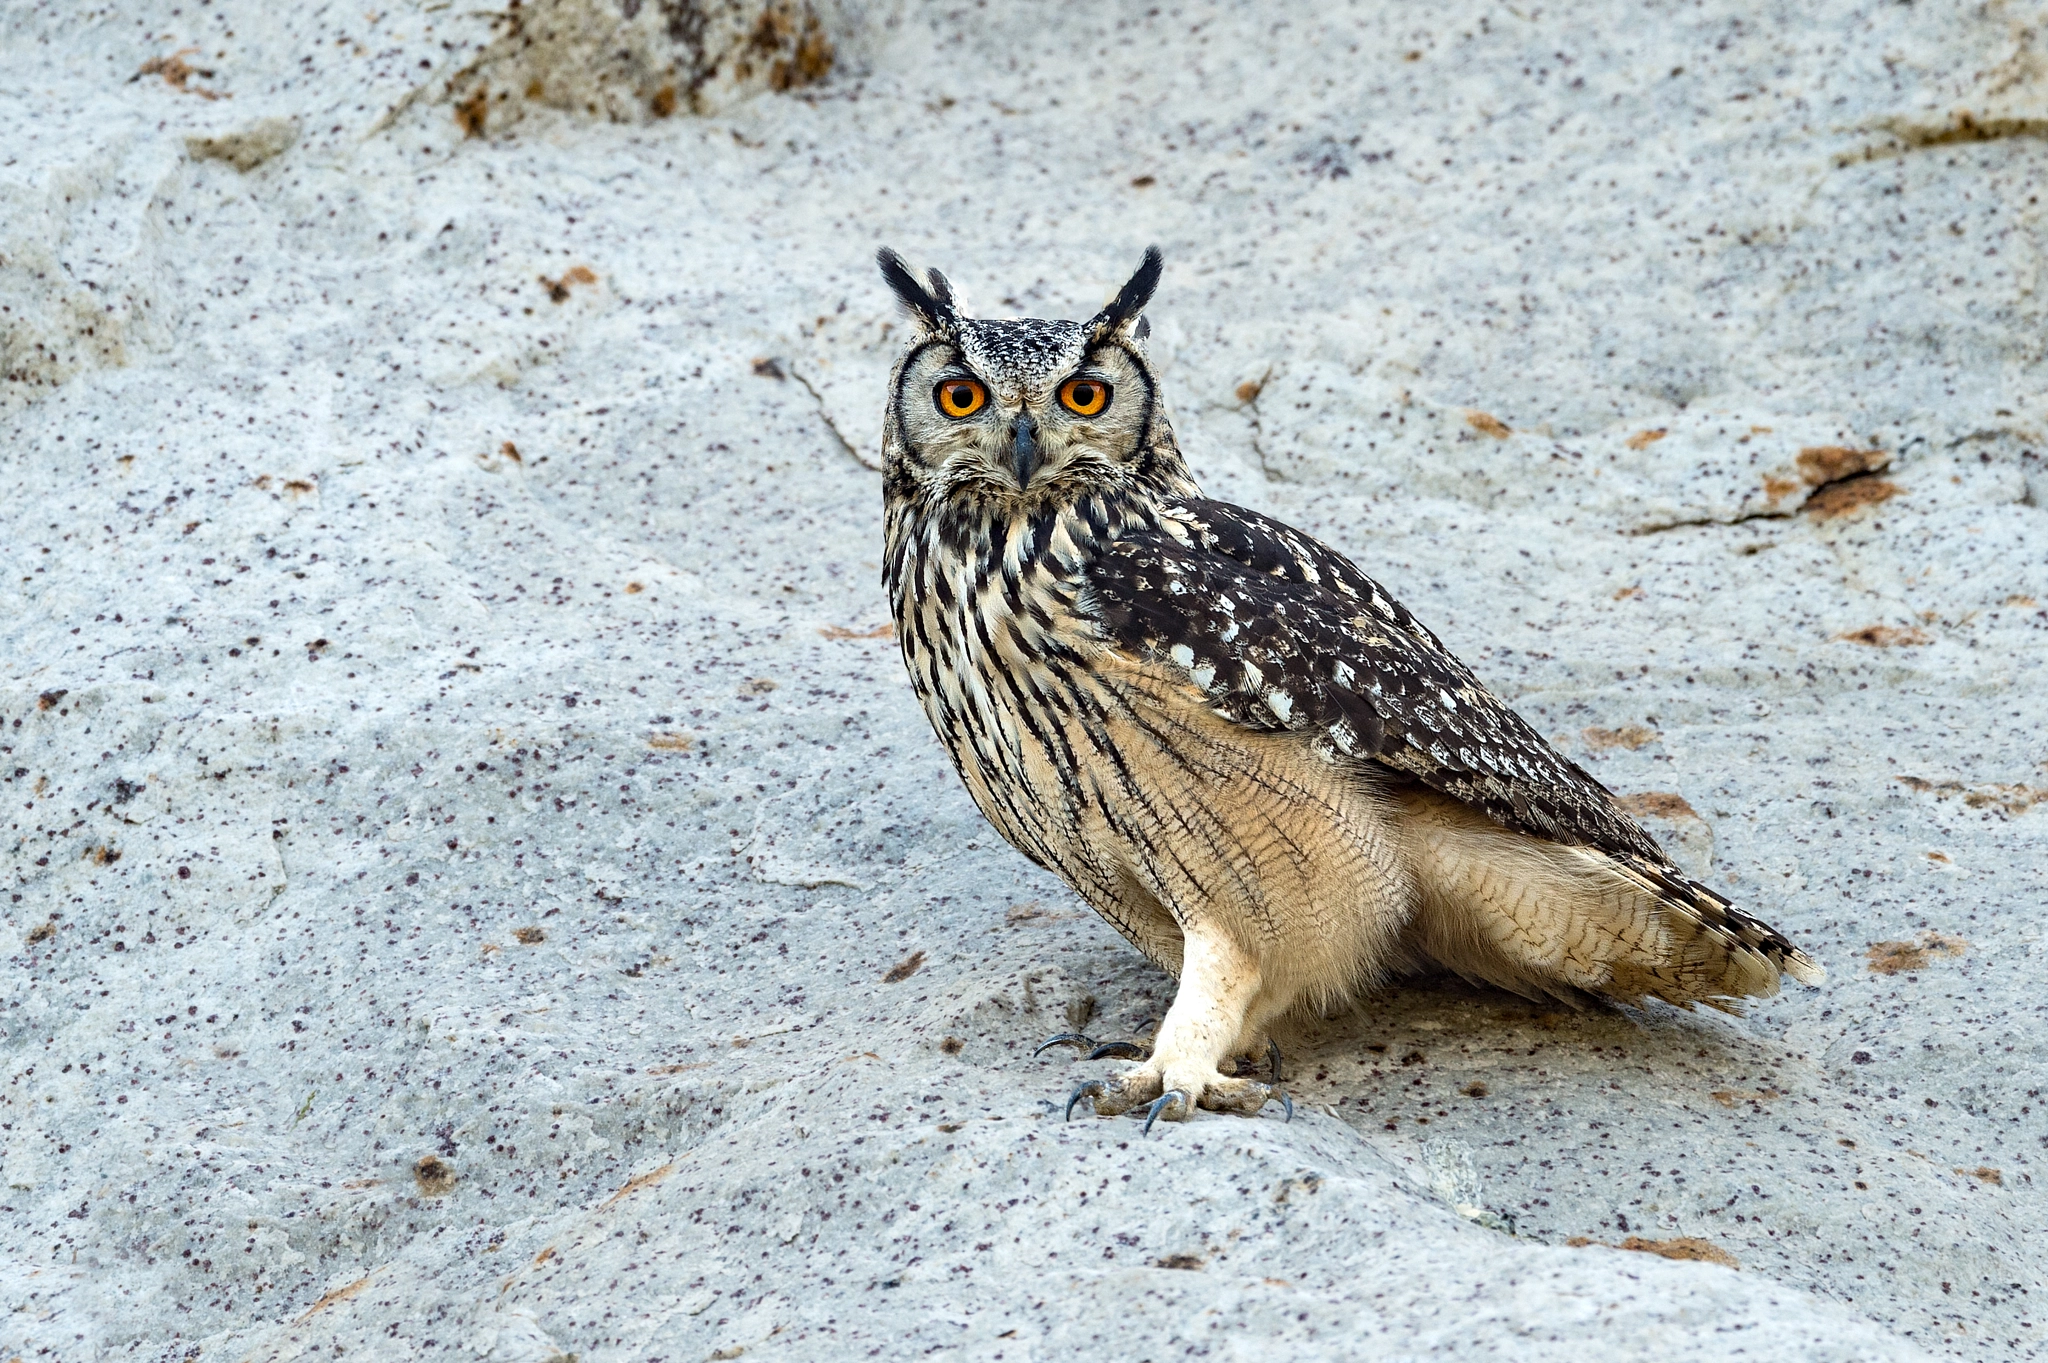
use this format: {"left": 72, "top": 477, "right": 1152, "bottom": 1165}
{"left": 1010, "top": 412, "right": 1042, "bottom": 489}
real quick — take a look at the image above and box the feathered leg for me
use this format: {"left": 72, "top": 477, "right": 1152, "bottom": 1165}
{"left": 1071, "top": 924, "right": 1287, "bottom": 1125}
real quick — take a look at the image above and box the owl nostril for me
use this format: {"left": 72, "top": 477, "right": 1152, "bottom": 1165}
{"left": 1011, "top": 413, "right": 1042, "bottom": 489}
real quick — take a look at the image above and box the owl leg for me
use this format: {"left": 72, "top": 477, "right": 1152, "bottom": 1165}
{"left": 1071, "top": 925, "right": 1286, "bottom": 1124}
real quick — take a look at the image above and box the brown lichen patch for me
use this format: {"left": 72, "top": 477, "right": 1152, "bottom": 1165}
{"left": 1804, "top": 475, "right": 1901, "bottom": 519}
{"left": 294, "top": 1274, "right": 372, "bottom": 1324}
{"left": 539, "top": 265, "right": 598, "bottom": 302}
{"left": 1465, "top": 410, "right": 1511, "bottom": 439}
{"left": 1565, "top": 1234, "right": 1738, "bottom": 1267}
{"left": 1956, "top": 1166, "right": 2003, "bottom": 1186}
{"left": 649, "top": 83, "right": 678, "bottom": 116}
{"left": 136, "top": 48, "right": 220, "bottom": 99}
{"left": 1795, "top": 445, "right": 1888, "bottom": 485}
{"left": 1234, "top": 377, "right": 1266, "bottom": 403}
{"left": 1761, "top": 473, "right": 1802, "bottom": 503}
{"left": 1847, "top": 109, "right": 2048, "bottom": 163}
{"left": 1624, "top": 428, "right": 1667, "bottom": 450}
{"left": 83, "top": 845, "right": 121, "bottom": 866}
{"left": 647, "top": 730, "right": 695, "bottom": 751}
{"left": 412, "top": 1155, "right": 458, "bottom": 1197}
{"left": 1961, "top": 784, "right": 2047, "bottom": 814}
{"left": 1865, "top": 931, "right": 1968, "bottom": 975}
{"left": 881, "top": 949, "right": 926, "bottom": 983}
{"left": 751, "top": 356, "right": 786, "bottom": 378}
{"left": 1618, "top": 1236, "right": 1738, "bottom": 1268}
{"left": 1616, "top": 791, "right": 1697, "bottom": 820}
{"left": 2005, "top": 594, "right": 2037, "bottom": 607}
{"left": 737, "top": 676, "right": 779, "bottom": 695}
{"left": 1461, "top": 1081, "right": 1489, "bottom": 1098}
{"left": 599, "top": 1161, "right": 675, "bottom": 1209}
{"left": 1582, "top": 724, "right": 1658, "bottom": 751}
{"left": 624, "top": 580, "right": 644, "bottom": 594}
{"left": 939, "top": 1036, "right": 965, "bottom": 1055}
{"left": 747, "top": 1, "right": 835, "bottom": 92}
{"left": 1837, "top": 624, "right": 1929, "bottom": 647}
{"left": 819, "top": 623, "right": 892, "bottom": 640}
{"left": 513, "top": 926, "right": 546, "bottom": 945}
{"left": 1005, "top": 900, "right": 1079, "bottom": 926}
{"left": 1153, "top": 1253, "right": 1207, "bottom": 1270}
{"left": 1710, "top": 1088, "right": 1782, "bottom": 1107}
{"left": 646, "top": 1061, "right": 713, "bottom": 1075}
{"left": 1895, "top": 775, "right": 2046, "bottom": 816}
{"left": 454, "top": 87, "right": 489, "bottom": 137}
{"left": 26, "top": 920, "right": 56, "bottom": 945}
{"left": 36, "top": 689, "right": 67, "bottom": 711}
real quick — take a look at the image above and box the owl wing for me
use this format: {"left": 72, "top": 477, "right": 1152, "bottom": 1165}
{"left": 1080, "top": 496, "right": 1669, "bottom": 865}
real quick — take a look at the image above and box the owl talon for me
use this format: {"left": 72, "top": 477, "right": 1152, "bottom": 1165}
{"left": 1065, "top": 1080, "right": 1107, "bottom": 1120}
{"left": 1142, "top": 1089, "right": 1193, "bottom": 1135}
{"left": 1034, "top": 1033, "right": 1096, "bottom": 1058}
{"left": 1085, "top": 1041, "right": 1151, "bottom": 1061}
{"left": 1275, "top": 1092, "right": 1294, "bottom": 1123}
{"left": 1267, "top": 1039, "right": 1284, "bottom": 1086}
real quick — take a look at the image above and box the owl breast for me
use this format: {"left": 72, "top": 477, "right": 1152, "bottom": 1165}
{"left": 883, "top": 498, "right": 1412, "bottom": 988}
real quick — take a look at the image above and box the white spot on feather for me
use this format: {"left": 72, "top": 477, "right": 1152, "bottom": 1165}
{"left": 1266, "top": 690, "right": 1294, "bottom": 723}
{"left": 1169, "top": 644, "right": 1195, "bottom": 669}
{"left": 1191, "top": 666, "right": 1216, "bottom": 690}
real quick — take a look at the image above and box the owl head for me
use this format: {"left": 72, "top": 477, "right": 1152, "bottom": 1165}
{"left": 876, "top": 247, "right": 1193, "bottom": 513}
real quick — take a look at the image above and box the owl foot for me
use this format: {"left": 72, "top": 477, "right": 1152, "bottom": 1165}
{"left": 1235, "top": 1039, "right": 1284, "bottom": 1085}
{"left": 1143, "top": 1090, "right": 1193, "bottom": 1134}
{"left": 1033, "top": 1032, "right": 1151, "bottom": 1061}
{"left": 1062, "top": 1064, "right": 1289, "bottom": 1127}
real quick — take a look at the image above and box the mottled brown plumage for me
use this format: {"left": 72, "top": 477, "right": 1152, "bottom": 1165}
{"left": 877, "top": 247, "right": 1822, "bottom": 1125}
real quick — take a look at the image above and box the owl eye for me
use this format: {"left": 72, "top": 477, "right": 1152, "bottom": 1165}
{"left": 1058, "top": 378, "right": 1111, "bottom": 417}
{"left": 933, "top": 379, "right": 987, "bottom": 419}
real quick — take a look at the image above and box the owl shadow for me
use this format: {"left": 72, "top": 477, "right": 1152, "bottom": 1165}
{"left": 1274, "top": 971, "right": 1786, "bottom": 1106}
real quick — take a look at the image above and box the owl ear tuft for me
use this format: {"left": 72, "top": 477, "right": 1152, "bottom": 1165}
{"left": 1088, "top": 246, "right": 1163, "bottom": 344}
{"left": 877, "top": 247, "right": 960, "bottom": 338}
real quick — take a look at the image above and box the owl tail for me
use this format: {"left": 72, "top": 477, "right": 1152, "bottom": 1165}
{"left": 1398, "top": 791, "right": 1824, "bottom": 1012}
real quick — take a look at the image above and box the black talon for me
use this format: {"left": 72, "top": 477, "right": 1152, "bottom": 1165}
{"left": 1142, "top": 1089, "right": 1190, "bottom": 1135}
{"left": 1274, "top": 1092, "right": 1293, "bottom": 1123}
{"left": 1266, "top": 1039, "right": 1284, "bottom": 1086}
{"left": 1085, "top": 1041, "right": 1150, "bottom": 1061}
{"left": 1065, "top": 1079, "right": 1106, "bottom": 1121}
{"left": 1035, "top": 1032, "right": 1095, "bottom": 1058}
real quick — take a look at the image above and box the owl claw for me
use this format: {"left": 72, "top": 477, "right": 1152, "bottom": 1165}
{"left": 1034, "top": 1032, "right": 1096, "bottom": 1058}
{"left": 1143, "top": 1089, "right": 1193, "bottom": 1135}
{"left": 1065, "top": 1079, "right": 1107, "bottom": 1120}
{"left": 1266, "top": 1039, "right": 1284, "bottom": 1086}
{"left": 1275, "top": 1092, "right": 1294, "bottom": 1123}
{"left": 1085, "top": 1041, "right": 1151, "bottom": 1061}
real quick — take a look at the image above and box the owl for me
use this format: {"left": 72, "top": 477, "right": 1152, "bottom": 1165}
{"left": 877, "top": 246, "right": 1822, "bottom": 1131}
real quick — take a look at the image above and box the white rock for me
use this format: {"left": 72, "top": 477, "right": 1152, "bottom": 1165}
{"left": 2, "top": 2, "right": 2041, "bottom": 1360}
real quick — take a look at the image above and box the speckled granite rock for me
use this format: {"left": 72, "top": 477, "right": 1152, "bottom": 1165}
{"left": 3, "top": 2, "right": 2043, "bottom": 1360}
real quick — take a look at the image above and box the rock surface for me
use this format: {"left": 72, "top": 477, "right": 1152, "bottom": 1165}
{"left": 3, "top": 2, "right": 2044, "bottom": 1359}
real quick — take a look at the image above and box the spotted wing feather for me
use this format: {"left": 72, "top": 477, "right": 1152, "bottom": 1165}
{"left": 1083, "top": 497, "right": 1822, "bottom": 988}
{"left": 1084, "top": 497, "right": 1667, "bottom": 862}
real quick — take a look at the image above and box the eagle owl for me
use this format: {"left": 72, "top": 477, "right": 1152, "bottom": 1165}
{"left": 877, "top": 246, "right": 1822, "bottom": 1129}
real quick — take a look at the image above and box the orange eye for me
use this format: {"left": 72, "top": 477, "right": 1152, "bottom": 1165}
{"left": 1059, "top": 377, "right": 1111, "bottom": 417}
{"left": 934, "top": 379, "right": 987, "bottom": 419}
